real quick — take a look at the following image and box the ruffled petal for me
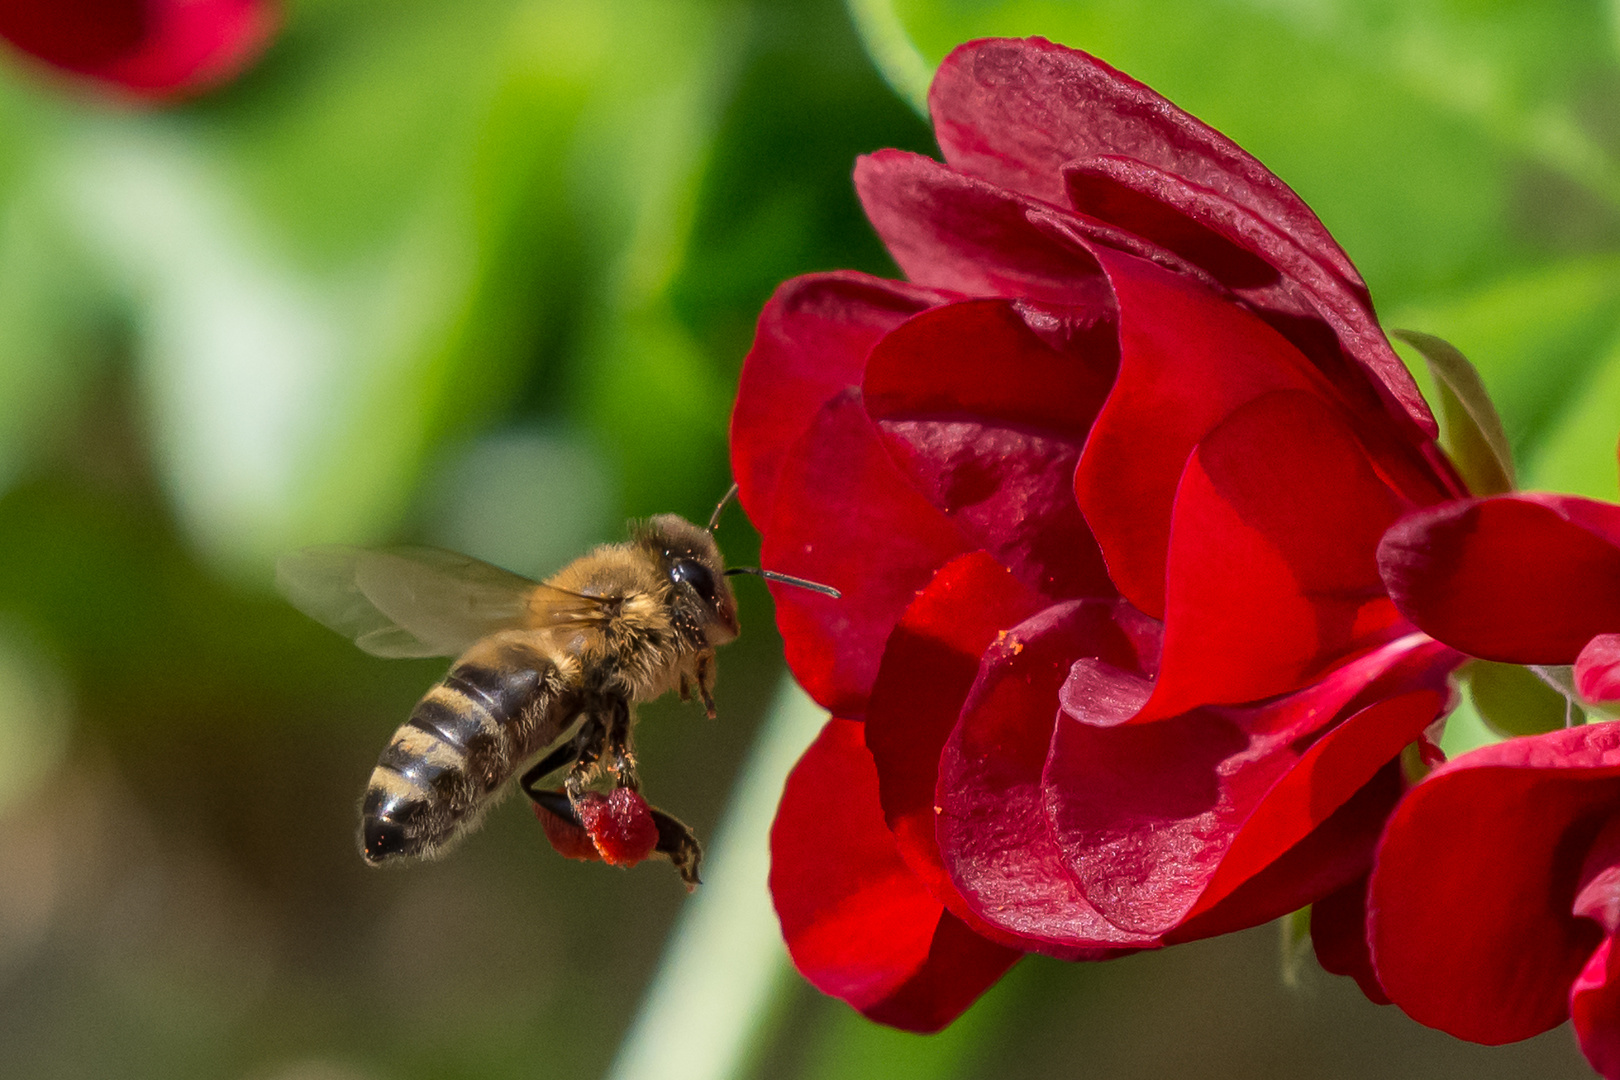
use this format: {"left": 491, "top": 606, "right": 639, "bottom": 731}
{"left": 855, "top": 150, "right": 1113, "bottom": 306}
{"left": 1572, "top": 938, "right": 1620, "bottom": 1080}
{"left": 863, "top": 297, "right": 1117, "bottom": 600}
{"left": 1073, "top": 246, "right": 1335, "bottom": 617}
{"left": 1050, "top": 634, "right": 1456, "bottom": 937}
{"left": 761, "top": 390, "right": 970, "bottom": 715}
{"left": 1139, "top": 389, "right": 1408, "bottom": 720}
{"left": 928, "top": 38, "right": 1366, "bottom": 298}
{"left": 1060, "top": 157, "right": 1429, "bottom": 439}
{"left": 1578, "top": 634, "right": 1620, "bottom": 705}
{"left": 1311, "top": 875, "right": 1391, "bottom": 1006}
{"left": 864, "top": 552, "right": 1044, "bottom": 913}
{"left": 0, "top": 0, "right": 275, "bottom": 98}
{"left": 1367, "top": 723, "right": 1620, "bottom": 1045}
{"left": 935, "top": 601, "right": 1159, "bottom": 954}
{"left": 1378, "top": 494, "right": 1620, "bottom": 664}
{"left": 771, "top": 717, "right": 1020, "bottom": 1032}
{"left": 732, "top": 272, "right": 945, "bottom": 526}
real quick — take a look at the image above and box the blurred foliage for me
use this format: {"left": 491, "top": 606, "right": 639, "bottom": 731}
{"left": 0, "top": 0, "right": 1613, "bottom": 1079}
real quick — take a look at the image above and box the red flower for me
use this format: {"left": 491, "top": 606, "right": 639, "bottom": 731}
{"left": 1367, "top": 723, "right": 1620, "bottom": 1077}
{"left": 0, "top": 0, "right": 276, "bottom": 100}
{"left": 734, "top": 37, "right": 1466, "bottom": 1031}
{"left": 1379, "top": 491, "right": 1620, "bottom": 702}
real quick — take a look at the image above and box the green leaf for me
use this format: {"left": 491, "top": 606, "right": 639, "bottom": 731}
{"left": 1466, "top": 659, "right": 1581, "bottom": 738}
{"left": 1393, "top": 329, "right": 1514, "bottom": 495}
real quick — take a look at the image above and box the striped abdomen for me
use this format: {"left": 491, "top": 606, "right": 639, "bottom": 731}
{"left": 361, "top": 656, "right": 562, "bottom": 864}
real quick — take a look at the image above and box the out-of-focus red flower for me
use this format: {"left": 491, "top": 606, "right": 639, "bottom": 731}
{"left": 1380, "top": 490, "right": 1620, "bottom": 703}
{"left": 1367, "top": 723, "right": 1620, "bottom": 1077}
{"left": 734, "top": 37, "right": 1467, "bottom": 1030}
{"left": 0, "top": 0, "right": 275, "bottom": 100}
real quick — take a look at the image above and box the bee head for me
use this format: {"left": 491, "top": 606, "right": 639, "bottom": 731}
{"left": 636, "top": 514, "right": 740, "bottom": 647}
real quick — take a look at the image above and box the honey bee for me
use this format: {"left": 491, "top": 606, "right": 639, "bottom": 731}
{"left": 277, "top": 492, "right": 834, "bottom": 887}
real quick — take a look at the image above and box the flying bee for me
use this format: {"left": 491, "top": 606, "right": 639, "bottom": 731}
{"left": 277, "top": 491, "right": 836, "bottom": 887}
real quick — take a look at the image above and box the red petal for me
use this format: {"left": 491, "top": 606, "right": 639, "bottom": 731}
{"left": 935, "top": 601, "right": 1159, "bottom": 954}
{"left": 1060, "top": 157, "right": 1431, "bottom": 439}
{"left": 732, "top": 272, "right": 944, "bottom": 527}
{"left": 861, "top": 298, "right": 1117, "bottom": 600}
{"left": 1367, "top": 723, "right": 1620, "bottom": 1045}
{"left": 1050, "top": 635, "right": 1455, "bottom": 937}
{"left": 1379, "top": 494, "right": 1620, "bottom": 664}
{"left": 1073, "top": 246, "right": 1335, "bottom": 617}
{"left": 1580, "top": 635, "right": 1620, "bottom": 705}
{"left": 576, "top": 788, "right": 659, "bottom": 867}
{"left": 761, "top": 390, "right": 970, "bottom": 715}
{"left": 855, "top": 150, "right": 1112, "bottom": 306}
{"left": 862, "top": 297, "right": 1113, "bottom": 440}
{"left": 1138, "top": 389, "right": 1408, "bottom": 720}
{"left": 771, "top": 717, "right": 1019, "bottom": 1032}
{"left": 1572, "top": 938, "right": 1620, "bottom": 1080}
{"left": 864, "top": 552, "right": 1044, "bottom": 917}
{"left": 1311, "top": 875, "right": 1391, "bottom": 1006}
{"left": 927, "top": 38, "right": 1366, "bottom": 300}
{"left": 0, "top": 0, "right": 275, "bottom": 98}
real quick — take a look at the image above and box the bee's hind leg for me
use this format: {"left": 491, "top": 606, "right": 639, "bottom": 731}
{"left": 651, "top": 808, "right": 702, "bottom": 889}
{"left": 518, "top": 736, "right": 587, "bottom": 799}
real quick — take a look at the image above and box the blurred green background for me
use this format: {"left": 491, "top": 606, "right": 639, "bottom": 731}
{"left": 0, "top": 0, "right": 1614, "bottom": 1077}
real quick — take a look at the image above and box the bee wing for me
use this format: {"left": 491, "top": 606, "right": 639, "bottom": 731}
{"left": 277, "top": 545, "right": 595, "bottom": 659}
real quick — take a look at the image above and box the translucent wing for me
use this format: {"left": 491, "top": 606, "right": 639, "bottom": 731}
{"left": 276, "top": 545, "right": 603, "bottom": 659}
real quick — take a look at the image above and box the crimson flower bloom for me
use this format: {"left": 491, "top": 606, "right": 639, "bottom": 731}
{"left": 733, "top": 37, "right": 1467, "bottom": 1030}
{"left": 0, "top": 0, "right": 275, "bottom": 100}
{"left": 1367, "top": 723, "right": 1620, "bottom": 1078}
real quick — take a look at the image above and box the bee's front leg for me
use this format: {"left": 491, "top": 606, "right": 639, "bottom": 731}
{"left": 694, "top": 651, "right": 717, "bottom": 719}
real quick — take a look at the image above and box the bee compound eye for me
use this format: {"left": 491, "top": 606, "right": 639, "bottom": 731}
{"left": 669, "top": 559, "right": 717, "bottom": 605}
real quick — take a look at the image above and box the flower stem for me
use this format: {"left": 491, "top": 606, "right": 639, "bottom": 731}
{"left": 605, "top": 673, "right": 828, "bottom": 1080}
{"left": 844, "top": 0, "right": 932, "bottom": 120}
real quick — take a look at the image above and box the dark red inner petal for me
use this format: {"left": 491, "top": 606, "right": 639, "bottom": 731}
{"left": 732, "top": 272, "right": 945, "bottom": 526}
{"left": 864, "top": 552, "right": 1045, "bottom": 920}
{"left": 1368, "top": 724, "right": 1620, "bottom": 1045}
{"left": 1061, "top": 157, "right": 1432, "bottom": 440}
{"left": 1073, "top": 246, "right": 1334, "bottom": 618}
{"left": 935, "top": 601, "right": 1158, "bottom": 954}
{"left": 1379, "top": 494, "right": 1620, "bottom": 664}
{"left": 1571, "top": 938, "right": 1620, "bottom": 1080}
{"left": 1049, "top": 637, "right": 1455, "bottom": 937}
{"left": 926, "top": 38, "right": 1366, "bottom": 294}
{"left": 771, "top": 716, "right": 1019, "bottom": 1032}
{"left": 855, "top": 150, "right": 1113, "bottom": 306}
{"left": 862, "top": 297, "right": 1113, "bottom": 438}
{"left": 1139, "top": 389, "right": 1409, "bottom": 720}
{"left": 761, "top": 390, "right": 970, "bottom": 716}
{"left": 1311, "top": 875, "right": 1392, "bottom": 1006}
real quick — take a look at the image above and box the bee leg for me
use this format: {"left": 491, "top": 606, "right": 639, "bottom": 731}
{"left": 695, "top": 652, "right": 717, "bottom": 719}
{"left": 518, "top": 738, "right": 585, "bottom": 799}
{"left": 649, "top": 808, "right": 702, "bottom": 889}
{"left": 602, "top": 695, "right": 640, "bottom": 793}
{"left": 563, "top": 716, "right": 607, "bottom": 805}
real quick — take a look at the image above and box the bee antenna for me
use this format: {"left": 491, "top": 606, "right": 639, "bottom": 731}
{"left": 708, "top": 482, "right": 740, "bottom": 532}
{"left": 724, "top": 566, "right": 841, "bottom": 599}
